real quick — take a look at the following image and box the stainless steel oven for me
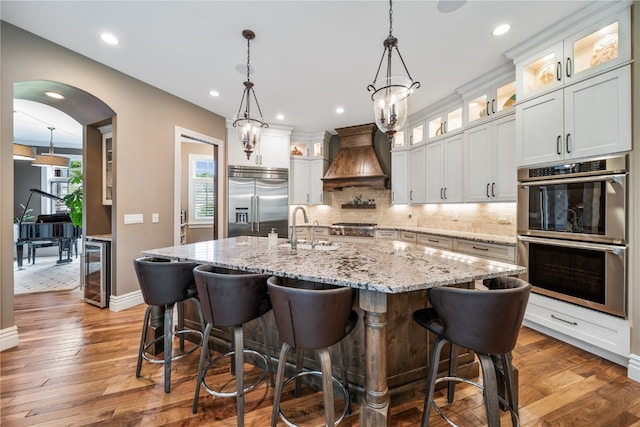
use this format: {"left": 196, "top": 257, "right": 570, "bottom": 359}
{"left": 517, "top": 155, "right": 628, "bottom": 317}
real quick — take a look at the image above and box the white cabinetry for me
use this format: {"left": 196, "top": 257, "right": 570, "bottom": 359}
{"left": 289, "top": 131, "right": 330, "bottom": 205}
{"left": 426, "top": 134, "right": 464, "bottom": 203}
{"left": 515, "top": 8, "right": 630, "bottom": 102}
{"left": 417, "top": 234, "right": 453, "bottom": 250}
{"left": 453, "top": 239, "right": 516, "bottom": 263}
{"left": 409, "top": 121, "right": 425, "bottom": 146}
{"left": 426, "top": 102, "right": 462, "bottom": 142}
{"left": 375, "top": 229, "right": 398, "bottom": 240}
{"left": 516, "top": 65, "right": 631, "bottom": 166}
{"left": 524, "top": 293, "right": 630, "bottom": 366}
{"left": 465, "top": 114, "right": 516, "bottom": 202}
{"left": 391, "top": 150, "right": 408, "bottom": 204}
{"left": 227, "top": 123, "right": 292, "bottom": 168}
{"left": 408, "top": 144, "right": 426, "bottom": 204}
{"left": 462, "top": 75, "right": 516, "bottom": 126}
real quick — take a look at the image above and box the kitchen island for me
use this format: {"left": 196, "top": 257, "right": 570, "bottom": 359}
{"left": 142, "top": 236, "right": 526, "bottom": 426}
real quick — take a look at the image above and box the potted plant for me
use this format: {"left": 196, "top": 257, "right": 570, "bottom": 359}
{"left": 63, "top": 160, "right": 83, "bottom": 228}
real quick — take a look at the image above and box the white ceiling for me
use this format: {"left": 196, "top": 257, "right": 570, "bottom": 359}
{"left": 3, "top": 0, "right": 596, "bottom": 149}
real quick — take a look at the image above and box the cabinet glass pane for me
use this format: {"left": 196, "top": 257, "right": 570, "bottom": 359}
{"left": 572, "top": 21, "right": 618, "bottom": 76}
{"left": 447, "top": 108, "right": 462, "bottom": 132}
{"left": 428, "top": 117, "right": 443, "bottom": 139}
{"left": 393, "top": 130, "right": 405, "bottom": 148}
{"left": 313, "top": 142, "right": 323, "bottom": 157}
{"left": 290, "top": 143, "right": 306, "bottom": 156}
{"left": 522, "top": 52, "right": 558, "bottom": 95}
{"left": 104, "top": 137, "right": 112, "bottom": 202}
{"left": 468, "top": 94, "right": 488, "bottom": 123}
{"left": 496, "top": 81, "right": 516, "bottom": 113}
{"left": 411, "top": 124, "right": 424, "bottom": 145}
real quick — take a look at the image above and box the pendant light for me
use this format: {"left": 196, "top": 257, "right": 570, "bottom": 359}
{"left": 367, "top": 0, "right": 420, "bottom": 145}
{"left": 13, "top": 143, "right": 36, "bottom": 161}
{"left": 232, "top": 29, "right": 268, "bottom": 160}
{"left": 32, "top": 127, "right": 70, "bottom": 168}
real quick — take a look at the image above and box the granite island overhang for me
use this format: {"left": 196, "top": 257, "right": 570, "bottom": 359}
{"left": 141, "top": 236, "right": 526, "bottom": 426}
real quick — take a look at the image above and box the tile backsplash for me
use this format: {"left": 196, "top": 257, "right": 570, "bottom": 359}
{"left": 291, "top": 188, "right": 517, "bottom": 238}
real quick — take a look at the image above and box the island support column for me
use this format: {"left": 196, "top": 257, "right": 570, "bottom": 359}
{"left": 359, "top": 289, "right": 389, "bottom": 426}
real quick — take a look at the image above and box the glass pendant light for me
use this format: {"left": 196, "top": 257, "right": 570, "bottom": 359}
{"left": 367, "top": 0, "right": 420, "bottom": 145}
{"left": 232, "top": 29, "right": 268, "bottom": 160}
{"left": 32, "top": 127, "right": 70, "bottom": 168}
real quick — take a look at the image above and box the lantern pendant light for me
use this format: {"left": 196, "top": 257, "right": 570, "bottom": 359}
{"left": 367, "top": 0, "right": 420, "bottom": 145}
{"left": 232, "top": 29, "right": 268, "bottom": 160}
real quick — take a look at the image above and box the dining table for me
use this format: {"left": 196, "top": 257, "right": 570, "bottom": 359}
{"left": 141, "top": 236, "right": 526, "bottom": 426}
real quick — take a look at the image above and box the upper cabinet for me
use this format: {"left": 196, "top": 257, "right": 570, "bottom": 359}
{"left": 289, "top": 131, "right": 330, "bottom": 205}
{"left": 516, "top": 65, "right": 631, "bottom": 166}
{"left": 427, "top": 104, "right": 463, "bottom": 142}
{"left": 101, "top": 130, "right": 113, "bottom": 206}
{"left": 408, "top": 144, "right": 427, "bottom": 204}
{"left": 391, "top": 150, "right": 408, "bottom": 204}
{"left": 390, "top": 127, "right": 408, "bottom": 151}
{"left": 515, "top": 7, "right": 630, "bottom": 102}
{"left": 227, "top": 122, "right": 292, "bottom": 168}
{"left": 409, "top": 120, "right": 425, "bottom": 146}
{"left": 458, "top": 64, "right": 515, "bottom": 127}
{"left": 426, "top": 134, "right": 464, "bottom": 203}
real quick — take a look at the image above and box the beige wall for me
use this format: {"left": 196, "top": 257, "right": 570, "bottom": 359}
{"left": 1, "top": 23, "right": 226, "bottom": 331}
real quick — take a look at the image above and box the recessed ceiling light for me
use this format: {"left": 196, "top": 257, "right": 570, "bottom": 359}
{"left": 45, "top": 91, "right": 65, "bottom": 99}
{"left": 276, "top": 114, "right": 285, "bottom": 120}
{"left": 100, "top": 33, "right": 119, "bottom": 45}
{"left": 492, "top": 24, "right": 511, "bottom": 36}
{"left": 209, "top": 90, "right": 220, "bottom": 97}
{"left": 336, "top": 107, "right": 344, "bottom": 114}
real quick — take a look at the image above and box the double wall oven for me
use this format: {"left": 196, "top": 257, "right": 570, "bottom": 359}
{"left": 517, "top": 155, "right": 628, "bottom": 317}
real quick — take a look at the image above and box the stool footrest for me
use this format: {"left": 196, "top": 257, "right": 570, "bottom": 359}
{"left": 278, "top": 370, "right": 350, "bottom": 427}
{"left": 201, "top": 349, "right": 270, "bottom": 398}
{"left": 141, "top": 328, "right": 203, "bottom": 364}
{"left": 432, "top": 376, "right": 520, "bottom": 427}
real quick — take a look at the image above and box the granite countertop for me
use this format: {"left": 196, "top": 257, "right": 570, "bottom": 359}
{"left": 291, "top": 223, "right": 516, "bottom": 246}
{"left": 142, "top": 237, "right": 525, "bottom": 294}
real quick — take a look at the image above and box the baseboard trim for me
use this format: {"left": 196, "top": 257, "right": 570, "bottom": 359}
{"left": 628, "top": 353, "right": 640, "bottom": 383}
{"left": 0, "top": 325, "right": 19, "bottom": 352}
{"left": 109, "top": 290, "right": 143, "bottom": 312}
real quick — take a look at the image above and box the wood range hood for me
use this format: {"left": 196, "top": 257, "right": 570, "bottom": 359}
{"left": 322, "top": 123, "right": 388, "bottom": 190}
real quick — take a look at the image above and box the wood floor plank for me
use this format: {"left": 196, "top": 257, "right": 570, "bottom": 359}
{"left": 3, "top": 290, "right": 640, "bottom": 426}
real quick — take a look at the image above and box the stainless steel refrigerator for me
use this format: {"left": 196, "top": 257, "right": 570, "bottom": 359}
{"left": 228, "top": 166, "right": 289, "bottom": 238}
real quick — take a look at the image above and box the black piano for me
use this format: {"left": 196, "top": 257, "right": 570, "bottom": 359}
{"left": 16, "top": 189, "right": 81, "bottom": 268}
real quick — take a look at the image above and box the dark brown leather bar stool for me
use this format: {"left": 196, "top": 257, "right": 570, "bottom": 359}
{"left": 413, "top": 276, "right": 531, "bottom": 427}
{"left": 267, "top": 276, "right": 358, "bottom": 427}
{"left": 133, "top": 257, "right": 205, "bottom": 394}
{"left": 192, "top": 265, "right": 273, "bottom": 426}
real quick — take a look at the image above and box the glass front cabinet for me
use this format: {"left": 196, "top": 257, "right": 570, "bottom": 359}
{"left": 516, "top": 7, "right": 630, "bottom": 102}
{"left": 102, "top": 131, "right": 113, "bottom": 205}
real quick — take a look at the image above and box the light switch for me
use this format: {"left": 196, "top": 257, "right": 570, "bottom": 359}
{"left": 124, "top": 213, "right": 144, "bottom": 224}
{"left": 152, "top": 213, "right": 159, "bottom": 223}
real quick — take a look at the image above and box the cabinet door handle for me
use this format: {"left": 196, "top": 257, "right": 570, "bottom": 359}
{"left": 556, "top": 61, "right": 562, "bottom": 81}
{"left": 491, "top": 99, "right": 496, "bottom": 114}
{"left": 491, "top": 182, "right": 495, "bottom": 197}
{"left": 486, "top": 183, "right": 490, "bottom": 198}
{"left": 551, "top": 314, "right": 578, "bottom": 326}
{"left": 566, "top": 57, "right": 572, "bottom": 78}
{"left": 556, "top": 135, "right": 562, "bottom": 155}
{"left": 486, "top": 101, "right": 490, "bottom": 116}
{"left": 443, "top": 187, "right": 447, "bottom": 200}
{"left": 320, "top": 193, "right": 323, "bottom": 203}
{"left": 472, "top": 246, "right": 489, "bottom": 251}
{"left": 410, "top": 190, "right": 413, "bottom": 201}
{"left": 444, "top": 121, "right": 448, "bottom": 134}
{"left": 440, "top": 188, "right": 443, "bottom": 199}
{"left": 392, "top": 191, "right": 395, "bottom": 202}
{"left": 566, "top": 133, "right": 571, "bottom": 153}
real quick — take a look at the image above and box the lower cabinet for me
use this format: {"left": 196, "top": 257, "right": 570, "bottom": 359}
{"left": 524, "top": 293, "right": 630, "bottom": 366}
{"left": 417, "top": 234, "right": 453, "bottom": 250}
{"left": 453, "top": 239, "right": 516, "bottom": 263}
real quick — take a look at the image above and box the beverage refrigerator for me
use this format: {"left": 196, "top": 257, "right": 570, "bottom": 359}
{"left": 227, "top": 166, "right": 289, "bottom": 238}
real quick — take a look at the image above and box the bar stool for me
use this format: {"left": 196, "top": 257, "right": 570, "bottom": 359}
{"left": 413, "top": 276, "right": 531, "bottom": 427}
{"left": 267, "top": 276, "right": 358, "bottom": 427}
{"left": 133, "top": 257, "right": 205, "bottom": 394}
{"left": 192, "top": 265, "right": 273, "bottom": 426}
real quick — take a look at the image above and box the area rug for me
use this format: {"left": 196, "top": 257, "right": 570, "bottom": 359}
{"left": 14, "top": 255, "right": 81, "bottom": 294}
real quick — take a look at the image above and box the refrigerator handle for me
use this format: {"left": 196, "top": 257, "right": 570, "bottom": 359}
{"left": 250, "top": 196, "right": 256, "bottom": 232}
{"left": 255, "top": 196, "right": 260, "bottom": 232}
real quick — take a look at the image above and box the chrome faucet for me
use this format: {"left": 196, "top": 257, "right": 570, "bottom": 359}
{"left": 290, "top": 206, "right": 309, "bottom": 249}
{"left": 557, "top": 208, "right": 582, "bottom": 232}
{"left": 311, "top": 219, "right": 319, "bottom": 249}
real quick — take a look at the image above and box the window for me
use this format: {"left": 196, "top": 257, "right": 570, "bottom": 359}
{"left": 188, "top": 154, "right": 215, "bottom": 225}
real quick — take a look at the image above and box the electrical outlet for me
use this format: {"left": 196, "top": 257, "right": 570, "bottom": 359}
{"left": 498, "top": 212, "right": 512, "bottom": 224}
{"left": 124, "top": 213, "right": 143, "bottom": 224}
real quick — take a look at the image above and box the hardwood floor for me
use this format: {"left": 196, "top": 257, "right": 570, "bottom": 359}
{"left": 2, "top": 289, "right": 640, "bottom": 426}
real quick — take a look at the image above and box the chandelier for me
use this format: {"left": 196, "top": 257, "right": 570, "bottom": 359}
{"left": 367, "top": 0, "right": 420, "bottom": 145}
{"left": 232, "top": 29, "right": 268, "bottom": 160}
{"left": 31, "top": 127, "right": 70, "bottom": 168}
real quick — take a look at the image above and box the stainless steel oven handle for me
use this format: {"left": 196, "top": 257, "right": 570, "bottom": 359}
{"left": 518, "top": 235, "right": 626, "bottom": 253}
{"left": 519, "top": 173, "right": 626, "bottom": 187}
